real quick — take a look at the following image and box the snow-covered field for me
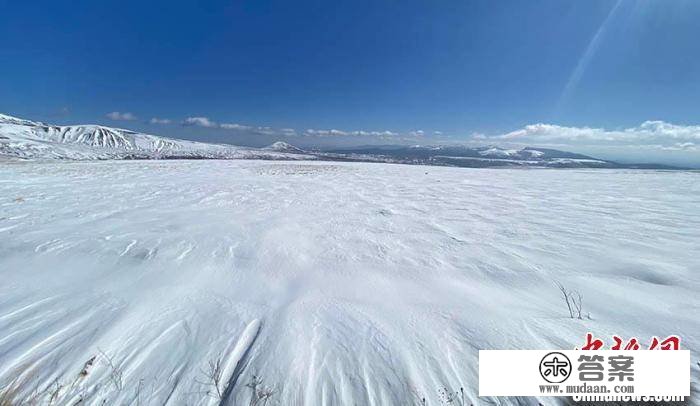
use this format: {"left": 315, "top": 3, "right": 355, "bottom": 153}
{"left": 0, "top": 159, "right": 698, "bottom": 405}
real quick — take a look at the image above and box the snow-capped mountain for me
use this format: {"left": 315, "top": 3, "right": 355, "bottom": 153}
{"left": 478, "top": 146, "right": 519, "bottom": 158}
{"left": 0, "top": 113, "right": 313, "bottom": 161}
{"left": 263, "top": 141, "right": 306, "bottom": 154}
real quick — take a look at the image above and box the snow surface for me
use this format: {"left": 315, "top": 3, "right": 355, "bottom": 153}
{"left": 0, "top": 160, "right": 699, "bottom": 405}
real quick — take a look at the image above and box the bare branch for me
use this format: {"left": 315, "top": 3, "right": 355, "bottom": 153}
{"left": 571, "top": 291, "right": 583, "bottom": 319}
{"left": 97, "top": 349, "right": 124, "bottom": 392}
{"left": 198, "top": 358, "right": 224, "bottom": 400}
{"left": 554, "top": 281, "right": 574, "bottom": 318}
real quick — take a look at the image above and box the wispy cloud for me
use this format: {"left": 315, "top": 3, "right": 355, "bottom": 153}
{"left": 182, "top": 116, "right": 303, "bottom": 137}
{"left": 303, "top": 129, "right": 400, "bottom": 137}
{"left": 180, "top": 115, "right": 442, "bottom": 140}
{"left": 220, "top": 123, "right": 251, "bottom": 131}
{"left": 106, "top": 111, "right": 137, "bottom": 121}
{"left": 279, "top": 128, "right": 297, "bottom": 136}
{"left": 661, "top": 142, "right": 696, "bottom": 151}
{"left": 183, "top": 116, "right": 217, "bottom": 128}
{"left": 304, "top": 129, "right": 349, "bottom": 137}
{"left": 149, "top": 117, "right": 171, "bottom": 125}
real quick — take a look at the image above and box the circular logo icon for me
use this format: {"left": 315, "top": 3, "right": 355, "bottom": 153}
{"left": 539, "top": 352, "right": 572, "bottom": 383}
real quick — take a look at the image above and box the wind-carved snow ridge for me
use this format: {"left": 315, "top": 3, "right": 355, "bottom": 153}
{"left": 216, "top": 320, "right": 262, "bottom": 405}
{"left": 0, "top": 113, "right": 313, "bottom": 161}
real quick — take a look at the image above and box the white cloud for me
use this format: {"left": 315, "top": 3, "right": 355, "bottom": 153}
{"left": 149, "top": 117, "right": 171, "bottom": 125}
{"left": 482, "top": 121, "right": 700, "bottom": 150}
{"left": 106, "top": 111, "right": 137, "bottom": 121}
{"left": 183, "top": 117, "right": 218, "bottom": 128}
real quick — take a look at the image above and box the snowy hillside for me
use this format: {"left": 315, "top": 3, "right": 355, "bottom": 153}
{"left": 0, "top": 114, "right": 313, "bottom": 161}
{"left": 0, "top": 160, "right": 698, "bottom": 405}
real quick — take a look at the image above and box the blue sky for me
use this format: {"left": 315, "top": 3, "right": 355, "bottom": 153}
{"left": 2, "top": 0, "right": 700, "bottom": 166}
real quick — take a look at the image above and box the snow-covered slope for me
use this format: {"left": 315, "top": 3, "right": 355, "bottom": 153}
{"left": 0, "top": 113, "right": 313, "bottom": 161}
{"left": 0, "top": 160, "right": 698, "bottom": 405}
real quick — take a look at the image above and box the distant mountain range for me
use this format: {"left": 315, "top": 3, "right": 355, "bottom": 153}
{"left": 0, "top": 113, "right": 682, "bottom": 169}
{"left": 315, "top": 145, "right": 682, "bottom": 169}
{"left": 0, "top": 113, "right": 314, "bottom": 161}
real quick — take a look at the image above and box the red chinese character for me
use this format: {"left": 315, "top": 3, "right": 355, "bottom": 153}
{"left": 611, "top": 336, "right": 640, "bottom": 350}
{"left": 579, "top": 332, "right": 604, "bottom": 350}
{"left": 649, "top": 335, "right": 680, "bottom": 350}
